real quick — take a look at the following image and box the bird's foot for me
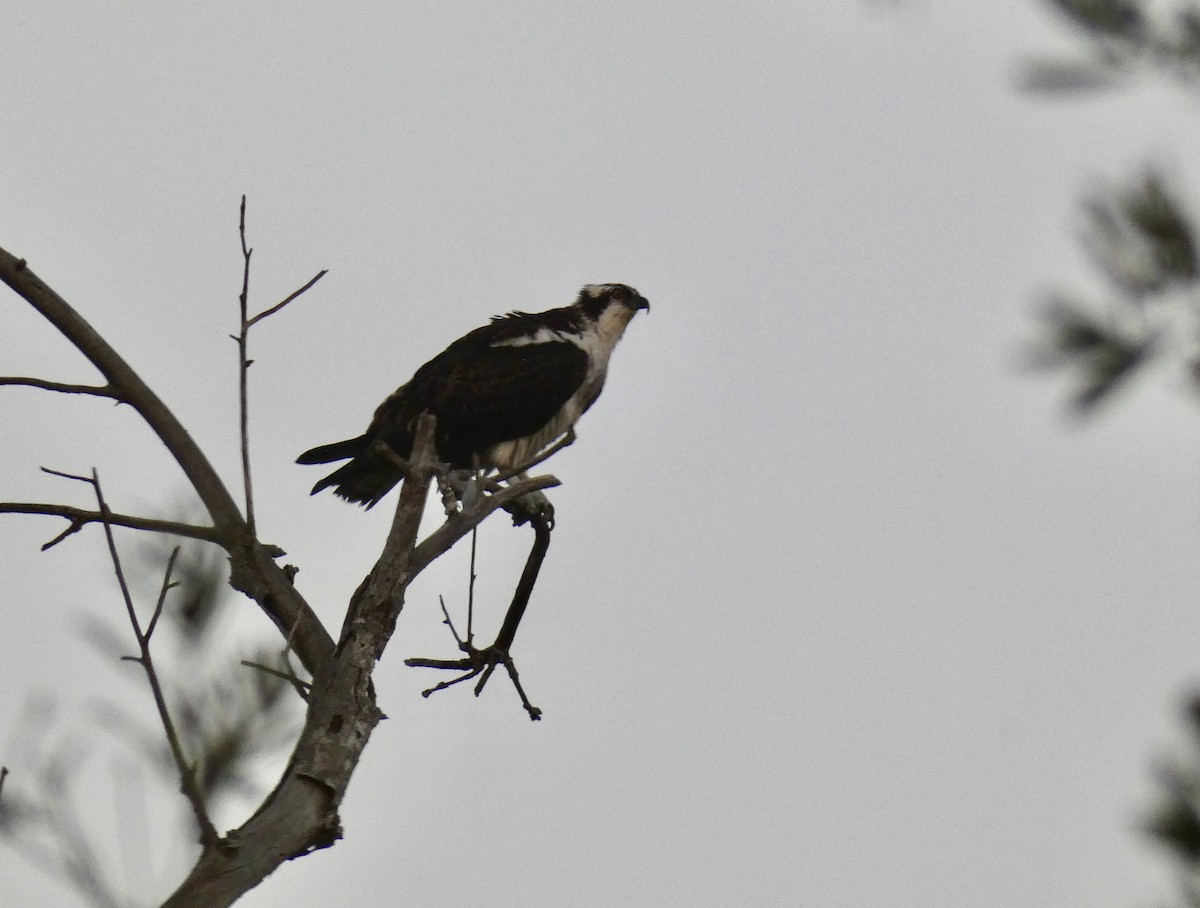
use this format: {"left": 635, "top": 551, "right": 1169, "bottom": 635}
{"left": 505, "top": 488, "right": 554, "bottom": 528}
{"left": 440, "top": 469, "right": 555, "bottom": 527}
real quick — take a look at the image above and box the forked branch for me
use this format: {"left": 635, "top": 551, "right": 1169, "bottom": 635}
{"left": 162, "top": 417, "right": 444, "bottom": 908}
{"left": 0, "top": 246, "right": 334, "bottom": 675}
{"left": 406, "top": 507, "right": 554, "bottom": 720}
{"left": 62, "top": 468, "right": 219, "bottom": 846}
{"left": 0, "top": 500, "right": 222, "bottom": 550}
{"left": 233, "top": 195, "right": 327, "bottom": 533}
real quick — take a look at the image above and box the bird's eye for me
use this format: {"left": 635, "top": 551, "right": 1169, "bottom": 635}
{"left": 609, "top": 285, "right": 628, "bottom": 301}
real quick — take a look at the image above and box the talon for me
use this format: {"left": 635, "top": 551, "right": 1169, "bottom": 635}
{"left": 506, "top": 488, "right": 554, "bottom": 527}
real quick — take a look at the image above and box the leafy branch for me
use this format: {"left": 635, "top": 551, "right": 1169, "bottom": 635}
{"left": 1021, "top": 0, "right": 1200, "bottom": 92}
{"left": 1028, "top": 169, "right": 1199, "bottom": 412}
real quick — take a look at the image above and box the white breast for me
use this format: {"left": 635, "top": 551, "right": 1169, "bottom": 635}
{"left": 483, "top": 306, "right": 636, "bottom": 471}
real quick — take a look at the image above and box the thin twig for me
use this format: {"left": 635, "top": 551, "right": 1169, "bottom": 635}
{"left": 467, "top": 521, "right": 478, "bottom": 646}
{"left": 0, "top": 244, "right": 335, "bottom": 676}
{"left": 405, "top": 647, "right": 541, "bottom": 721}
{"left": 41, "top": 466, "right": 90, "bottom": 483}
{"left": 237, "top": 195, "right": 256, "bottom": 534}
{"left": 0, "top": 765, "right": 7, "bottom": 805}
{"left": 234, "top": 199, "right": 327, "bottom": 535}
{"left": 240, "top": 659, "right": 312, "bottom": 700}
{"left": 0, "top": 501, "right": 223, "bottom": 550}
{"left": 437, "top": 595, "right": 465, "bottom": 648}
{"left": 144, "top": 546, "right": 181, "bottom": 642}
{"left": 491, "top": 512, "right": 552, "bottom": 653}
{"left": 247, "top": 269, "right": 327, "bottom": 327}
{"left": 86, "top": 468, "right": 219, "bottom": 847}
{"left": 418, "top": 663, "right": 486, "bottom": 695}
{"left": 0, "top": 377, "right": 120, "bottom": 399}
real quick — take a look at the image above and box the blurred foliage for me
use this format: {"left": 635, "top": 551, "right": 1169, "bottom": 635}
{"left": 1148, "top": 694, "right": 1200, "bottom": 908}
{"left": 1022, "top": 5, "right": 1200, "bottom": 414}
{"left": 1020, "top": 0, "right": 1200, "bottom": 91}
{"left": 0, "top": 519, "right": 305, "bottom": 907}
{"left": 1025, "top": 3, "right": 1200, "bottom": 908}
{"left": 1029, "top": 169, "right": 1199, "bottom": 412}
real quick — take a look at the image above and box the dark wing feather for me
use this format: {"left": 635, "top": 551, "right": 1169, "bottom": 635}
{"left": 375, "top": 339, "right": 588, "bottom": 467}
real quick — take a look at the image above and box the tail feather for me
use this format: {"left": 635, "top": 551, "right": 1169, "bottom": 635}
{"left": 306, "top": 456, "right": 399, "bottom": 507}
{"left": 298, "top": 434, "right": 403, "bottom": 508}
{"left": 296, "top": 434, "right": 369, "bottom": 465}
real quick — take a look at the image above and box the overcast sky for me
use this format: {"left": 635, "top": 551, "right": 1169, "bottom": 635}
{"left": 6, "top": 3, "right": 1200, "bottom": 907}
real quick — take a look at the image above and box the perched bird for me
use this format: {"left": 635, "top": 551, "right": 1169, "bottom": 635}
{"left": 297, "top": 283, "right": 649, "bottom": 508}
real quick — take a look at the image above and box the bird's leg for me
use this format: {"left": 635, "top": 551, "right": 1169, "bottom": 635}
{"left": 438, "top": 468, "right": 483, "bottom": 515}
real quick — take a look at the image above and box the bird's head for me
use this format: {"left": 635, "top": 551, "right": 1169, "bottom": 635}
{"left": 577, "top": 284, "right": 650, "bottom": 334}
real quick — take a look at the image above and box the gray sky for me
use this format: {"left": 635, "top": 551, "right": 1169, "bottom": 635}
{"left": 5, "top": 2, "right": 1200, "bottom": 906}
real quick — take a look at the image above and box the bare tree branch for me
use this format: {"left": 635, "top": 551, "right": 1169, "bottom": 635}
{"left": 407, "top": 509, "right": 553, "bottom": 721}
{"left": 248, "top": 269, "right": 327, "bottom": 328}
{"left": 0, "top": 501, "right": 224, "bottom": 550}
{"left": 236, "top": 196, "right": 257, "bottom": 534}
{"left": 0, "top": 376, "right": 120, "bottom": 399}
{"left": 233, "top": 196, "right": 327, "bottom": 536}
{"left": 240, "top": 659, "right": 311, "bottom": 700}
{"left": 80, "top": 469, "right": 220, "bottom": 847}
{"left": 161, "top": 415, "right": 443, "bottom": 908}
{"left": 0, "top": 246, "right": 334, "bottom": 675}
{"left": 3, "top": 219, "right": 560, "bottom": 903}
{"left": 410, "top": 472, "right": 559, "bottom": 577}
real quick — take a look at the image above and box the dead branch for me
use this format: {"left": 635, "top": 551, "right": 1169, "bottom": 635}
{"left": 241, "top": 659, "right": 311, "bottom": 701}
{"left": 160, "top": 416, "right": 442, "bottom": 908}
{"left": 2, "top": 225, "right": 559, "bottom": 905}
{"left": 0, "top": 501, "right": 223, "bottom": 550}
{"left": 248, "top": 269, "right": 327, "bottom": 327}
{"left": 410, "top": 472, "right": 559, "bottom": 577}
{"left": 233, "top": 195, "right": 327, "bottom": 535}
{"left": 78, "top": 469, "right": 219, "bottom": 846}
{"left": 0, "top": 376, "right": 120, "bottom": 399}
{"left": 406, "top": 508, "right": 553, "bottom": 721}
{"left": 0, "top": 246, "right": 334, "bottom": 675}
{"left": 236, "top": 196, "right": 256, "bottom": 533}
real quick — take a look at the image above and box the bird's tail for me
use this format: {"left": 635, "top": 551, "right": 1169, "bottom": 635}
{"left": 296, "top": 435, "right": 369, "bottom": 465}
{"left": 296, "top": 434, "right": 402, "bottom": 507}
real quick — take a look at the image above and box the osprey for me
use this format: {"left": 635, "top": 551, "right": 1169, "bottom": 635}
{"left": 298, "top": 283, "right": 649, "bottom": 507}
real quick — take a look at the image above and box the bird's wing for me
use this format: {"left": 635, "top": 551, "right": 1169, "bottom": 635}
{"left": 374, "top": 339, "right": 589, "bottom": 464}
